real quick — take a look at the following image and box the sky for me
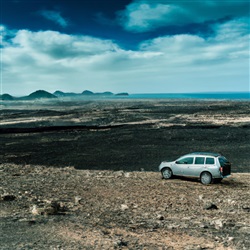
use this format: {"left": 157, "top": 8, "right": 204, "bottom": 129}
{"left": 0, "top": 0, "right": 249, "bottom": 96}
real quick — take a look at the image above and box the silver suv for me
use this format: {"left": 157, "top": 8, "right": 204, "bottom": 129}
{"left": 159, "top": 152, "right": 231, "bottom": 184}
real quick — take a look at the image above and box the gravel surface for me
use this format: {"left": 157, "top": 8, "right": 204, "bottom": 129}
{"left": 1, "top": 100, "right": 249, "bottom": 249}
{"left": 1, "top": 164, "right": 250, "bottom": 249}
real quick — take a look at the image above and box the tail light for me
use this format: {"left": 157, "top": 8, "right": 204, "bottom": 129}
{"left": 220, "top": 167, "right": 223, "bottom": 173}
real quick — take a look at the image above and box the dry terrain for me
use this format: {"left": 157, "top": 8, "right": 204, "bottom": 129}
{"left": 0, "top": 99, "right": 250, "bottom": 249}
{"left": 1, "top": 164, "right": 250, "bottom": 249}
{"left": 1, "top": 100, "right": 250, "bottom": 172}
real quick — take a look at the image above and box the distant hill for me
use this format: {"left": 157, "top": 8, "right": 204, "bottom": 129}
{"left": 82, "top": 90, "right": 94, "bottom": 95}
{"left": 0, "top": 94, "right": 15, "bottom": 100}
{"left": 1, "top": 90, "right": 129, "bottom": 100}
{"left": 53, "top": 91, "right": 80, "bottom": 97}
{"left": 95, "top": 91, "right": 113, "bottom": 96}
{"left": 22, "top": 90, "right": 57, "bottom": 100}
{"left": 94, "top": 91, "right": 114, "bottom": 96}
{"left": 82, "top": 90, "right": 116, "bottom": 96}
{"left": 55, "top": 90, "right": 129, "bottom": 97}
{"left": 53, "top": 90, "right": 67, "bottom": 97}
{"left": 115, "top": 92, "right": 129, "bottom": 96}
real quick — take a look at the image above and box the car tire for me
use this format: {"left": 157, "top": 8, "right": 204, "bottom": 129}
{"left": 200, "top": 171, "right": 212, "bottom": 185}
{"left": 161, "top": 167, "right": 173, "bottom": 179}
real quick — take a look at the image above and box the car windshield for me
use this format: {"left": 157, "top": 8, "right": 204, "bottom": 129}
{"left": 176, "top": 157, "right": 194, "bottom": 164}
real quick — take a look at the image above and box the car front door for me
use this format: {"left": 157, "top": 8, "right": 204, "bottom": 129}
{"left": 174, "top": 157, "right": 194, "bottom": 176}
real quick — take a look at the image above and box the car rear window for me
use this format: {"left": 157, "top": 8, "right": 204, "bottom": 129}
{"left": 219, "top": 156, "right": 229, "bottom": 166}
{"left": 195, "top": 157, "right": 205, "bottom": 164}
{"left": 206, "top": 157, "right": 215, "bottom": 164}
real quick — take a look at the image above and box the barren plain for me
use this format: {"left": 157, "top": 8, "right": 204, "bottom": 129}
{"left": 0, "top": 99, "right": 250, "bottom": 249}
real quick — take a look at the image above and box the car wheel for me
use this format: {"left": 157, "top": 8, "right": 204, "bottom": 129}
{"left": 161, "top": 167, "right": 173, "bottom": 179}
{"left": 200, "top": 172, "right": 212, "bottom": 185}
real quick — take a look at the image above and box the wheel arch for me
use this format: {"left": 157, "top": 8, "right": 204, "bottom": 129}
{"left": 200, "top": 170, "right": 213, "bottom": 179}
{"left": 200, "top": 171, "right": 213, "bottom": 185}
{"left": 161, "top": 167, "right": 173, "bottom": 179}
{"left": 161, "top": 166, "right": 172, "bottom": 173}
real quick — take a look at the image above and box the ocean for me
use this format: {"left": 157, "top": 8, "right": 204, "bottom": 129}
{"left": 125, "top": 92, "right": 250, "bottom": 100}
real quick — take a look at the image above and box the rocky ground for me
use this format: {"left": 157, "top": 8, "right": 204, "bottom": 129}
{"left": 1, "top": 100, "right": 250, "bottom": 172}
{"left": 1, "top": 163, "right": 250, "bottom": 249}
{"left": 0, "top": 99, "right": 250, "bottom": 249}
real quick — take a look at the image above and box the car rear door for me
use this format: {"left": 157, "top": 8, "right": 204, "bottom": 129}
{"left": 184, "top": 156, "right": 205, "bottom": 177}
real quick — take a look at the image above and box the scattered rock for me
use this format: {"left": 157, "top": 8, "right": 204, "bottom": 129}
{"left": 211, "top": 219, "right": 224, "bottom": 229}
{"left": 156, "top": 214, "right": 164, "bottom": 220}
{"left": 204, "top": 203, "right": 218, "bottom": 210}
{"left": 1, "top": 194, "right": 16, "bottom": 201}
{"left": 121, "top": 204, "right": 129, "bottom": 211}
{"left": 31, "top": 205, "right": 41, "bottom": 215}
{"left": 74, "top": 196, "right": 82, "bottom": 205}
{"left": 115, "top": 238, "right": 128, "bottom": 247}
{"left": 198, "top": 194, "right": 204, "bottom": 200}
{"left": 114, "top": 171, "right": 124, "bottom": 178}
{"left": 31, "top": 200, "right": 64, "bottom": 215}
{"left": 18, "top": 218, "right": 36, "bottom": 225}
{"left": 227, "top": 237, "right": 234, "bottom": 242}
{"left": 1, "top": 163, "right": 250, "bottom": 249}
{"left": 124, "top": 172, "right": 130, "bottom": 178}
{"left": 242, "top": 206, "right": 250, "bottom": 212}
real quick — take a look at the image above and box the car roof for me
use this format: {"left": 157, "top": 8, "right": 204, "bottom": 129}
{"left": 186, "top": 152, "right": 221, "bottom": 157}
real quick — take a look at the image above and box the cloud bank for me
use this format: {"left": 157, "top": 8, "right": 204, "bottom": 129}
{"left": 1, "top": 16, "right": 249, "bottom": 95}
{"left": 118, "top": 0, "right": 249, "bottom": 32}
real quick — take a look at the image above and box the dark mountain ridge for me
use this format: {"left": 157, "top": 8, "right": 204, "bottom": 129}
{"left": 21, "top": 90, "right": 57, "bottom": 100}
{"left": 1, "top": 90, "right": 129, "bottom": 100}
{"left": 0, "top": 94, "right": 15, "bottom": 101}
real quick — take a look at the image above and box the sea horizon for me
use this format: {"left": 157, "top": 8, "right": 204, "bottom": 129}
{"left": 1, "top": 91, "right": 249, "bottom": 101}
{"left": 127, "top": 92, "right": 250, "bottom": 100}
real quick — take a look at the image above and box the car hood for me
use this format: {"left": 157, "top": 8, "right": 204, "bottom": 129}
{"left": 159, "top": 160, "right": 175, "bottom": 171}
{"left": 162, "top": 160, "right": 175, "bottom": 164}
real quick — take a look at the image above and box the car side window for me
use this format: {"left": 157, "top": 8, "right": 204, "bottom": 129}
{"left": 206, "top": 157, "right": 215, "bottom": 165}
{"left": 176, "top": 157, "right": 194, "bottom": 164}
{"left": 195, "top": 157, "right": 205, "bottom": 164}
